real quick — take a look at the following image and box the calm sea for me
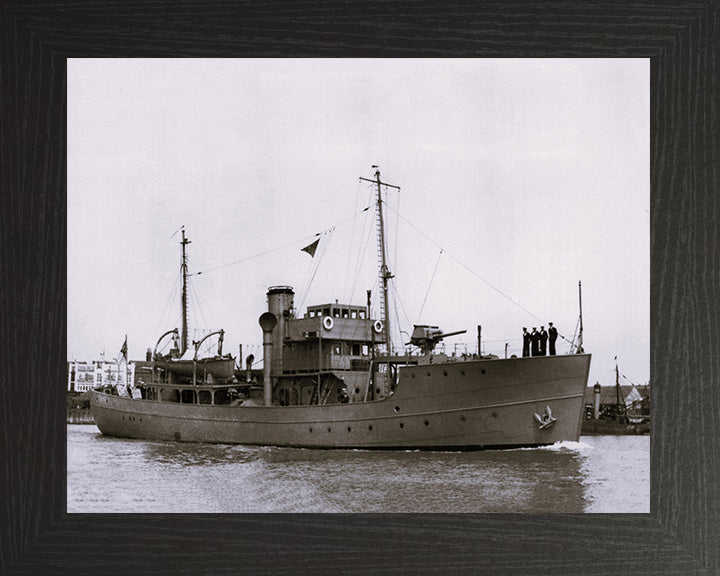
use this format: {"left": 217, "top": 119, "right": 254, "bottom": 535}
{"left": 67, "top": 424, "right": 649, "bottom": 513}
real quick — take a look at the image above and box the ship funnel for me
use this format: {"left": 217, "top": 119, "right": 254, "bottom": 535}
{"left": 259, "top": 312, "right": 277, "bottom": 406}
{"left": 266, "top": 286, "right": 294, "bottom": 379}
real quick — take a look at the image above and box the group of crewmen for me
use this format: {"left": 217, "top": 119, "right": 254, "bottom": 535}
{"left": 522, "top": 323, "right": 558, "bottom": 357}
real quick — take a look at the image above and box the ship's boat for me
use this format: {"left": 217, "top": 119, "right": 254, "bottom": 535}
{"left": 151, "top": 328, "right": 236, "bottom": 383}
{"left": 91, "top": 169, "right": 592, "bottom": 449}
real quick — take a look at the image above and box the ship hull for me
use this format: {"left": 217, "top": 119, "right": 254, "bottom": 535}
{"left": 91, "top": 354, "right": 591, "bottom": 449}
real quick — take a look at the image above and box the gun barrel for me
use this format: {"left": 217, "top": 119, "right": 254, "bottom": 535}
{"left": 437, "top": 329, "right": 467, "bottom": 339}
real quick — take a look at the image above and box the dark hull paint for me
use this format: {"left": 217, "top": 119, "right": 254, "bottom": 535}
{"left": 91, "top": 353, "right": 591, "bottom": 449}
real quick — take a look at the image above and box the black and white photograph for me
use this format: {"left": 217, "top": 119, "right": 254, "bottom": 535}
{"left": 67, "top": 58, "right": 649, "bottom": 513}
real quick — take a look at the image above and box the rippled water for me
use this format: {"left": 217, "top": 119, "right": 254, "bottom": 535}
{"left": 67, "top": 425, "right": 649, "bottom": 513}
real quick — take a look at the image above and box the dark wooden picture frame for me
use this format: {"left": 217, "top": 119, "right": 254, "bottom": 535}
{"left": 1, "top": 2, "right": 718, "bottom": 574}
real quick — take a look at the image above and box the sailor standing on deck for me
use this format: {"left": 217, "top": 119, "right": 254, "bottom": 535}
{"left": 530, "top": 327, "right": 540, "bottom": 356}
{"left": 548, "top": 322, "right": 558, "bottom": 355}
{"left": 522, "top": 327, "right": 530, "bottom": 357}
{"left": 539, "top": 326, "right": 548, "bottom": 356}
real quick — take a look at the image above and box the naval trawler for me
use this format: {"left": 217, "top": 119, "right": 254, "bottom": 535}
{"left": 91, "top": 169, "right": 591, "bottom": 449}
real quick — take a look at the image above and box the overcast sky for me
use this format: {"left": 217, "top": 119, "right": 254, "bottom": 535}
{"left": 68, "top": 58, "right": 649, "bottom": 389}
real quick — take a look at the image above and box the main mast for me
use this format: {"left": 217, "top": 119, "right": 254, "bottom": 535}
{"left": 180, "top": 228, "right": 191, "bottom": 355}
{"left": 360, "top": 167, "right": 400, "bottom": 352}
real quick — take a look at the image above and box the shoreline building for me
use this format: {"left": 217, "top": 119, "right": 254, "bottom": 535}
{"left": 67, "top": 356, "right": 137, "bottom": 393}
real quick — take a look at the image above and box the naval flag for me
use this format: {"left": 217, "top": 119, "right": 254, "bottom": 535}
{"left": 119, "top": 336, "right": 128, "bottom": 362}
{"left": 301, "top": 237, "right": 320, "bottom": 257}
{"left": 117, "top": 335, "right": 129, "bottom": 392}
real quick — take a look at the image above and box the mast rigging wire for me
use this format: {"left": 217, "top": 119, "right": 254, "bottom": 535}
{"left": 382, "top": 201, "right": 546, "bottom": 326}
{"left": 155, "top": 268, "right": 182, "bottom": 336}
{"left": 417, "top": 249, "right": 443, "bottom": 321}
{"left": 187, "top": 275, "right": 209, "bottom": 340}
{"left": 193, "top": 206, "right": 370, "bottom": 277}
{"left": 297, "top": 228, "right": 335, "bottom": 313}
{"left": 341, "top": 180, "right": 365, "bottom": 303}
{"left": 388, "top": 278, "right": 412, "bottom": 353}
{"left": 348, "top": 205, "right": 376, "bottom": 306}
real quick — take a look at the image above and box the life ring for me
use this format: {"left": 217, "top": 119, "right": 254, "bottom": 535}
{"left": 373, "top": 320, "right": 383, "bottom": 334}
{"left": 323, "top": 316, "right": 334, "bottom": 330}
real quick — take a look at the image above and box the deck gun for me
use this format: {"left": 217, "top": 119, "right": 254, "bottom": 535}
{"left": 407, "top": 325, "right": 467, "bottom": 354}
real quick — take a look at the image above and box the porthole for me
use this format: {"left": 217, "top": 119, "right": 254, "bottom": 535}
{"left": 376, "top": 388, "right": 381, "bottom": 394}
{"left": 443, "top": 371, "right": 448, "bottom": 377}
{"left": 399, "top": 422, "right": 404, "bottom": 429}
{"left": 492, "top": 412, "right": 497, "bottom": 418}
{"left": 412, "top": 373, "right": 416, "bottom": 378}
{"left": 347, "top": 426, "right": 352, "bottom": 432}
{"left": 394, "top": 406, "right": 400, "bottom": 412}
{"left": 460, "top": 415, "right": 467, "bottom": 422}
{"left": 461, "top": 370, "right": 465, "bottom": 376}
{"left": 368, "top": 425, "right": 373, "bottom": 431}
{"left": 354, "top": 388, "right": 360, "bottom": 394}
{"left": 424, "top": 420, "right": 429, "bottom": 426}
{"left": 309, "top": 427, "right": 313, "bottom": 433}
{"left": 481, "top": 369, "right": 486, "bottom": 374}
{"left": 327, "top": 427, "right": 332, "bottom": 433}
{"left": 426, "top": 372, "right": 431, "bottom": 377}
